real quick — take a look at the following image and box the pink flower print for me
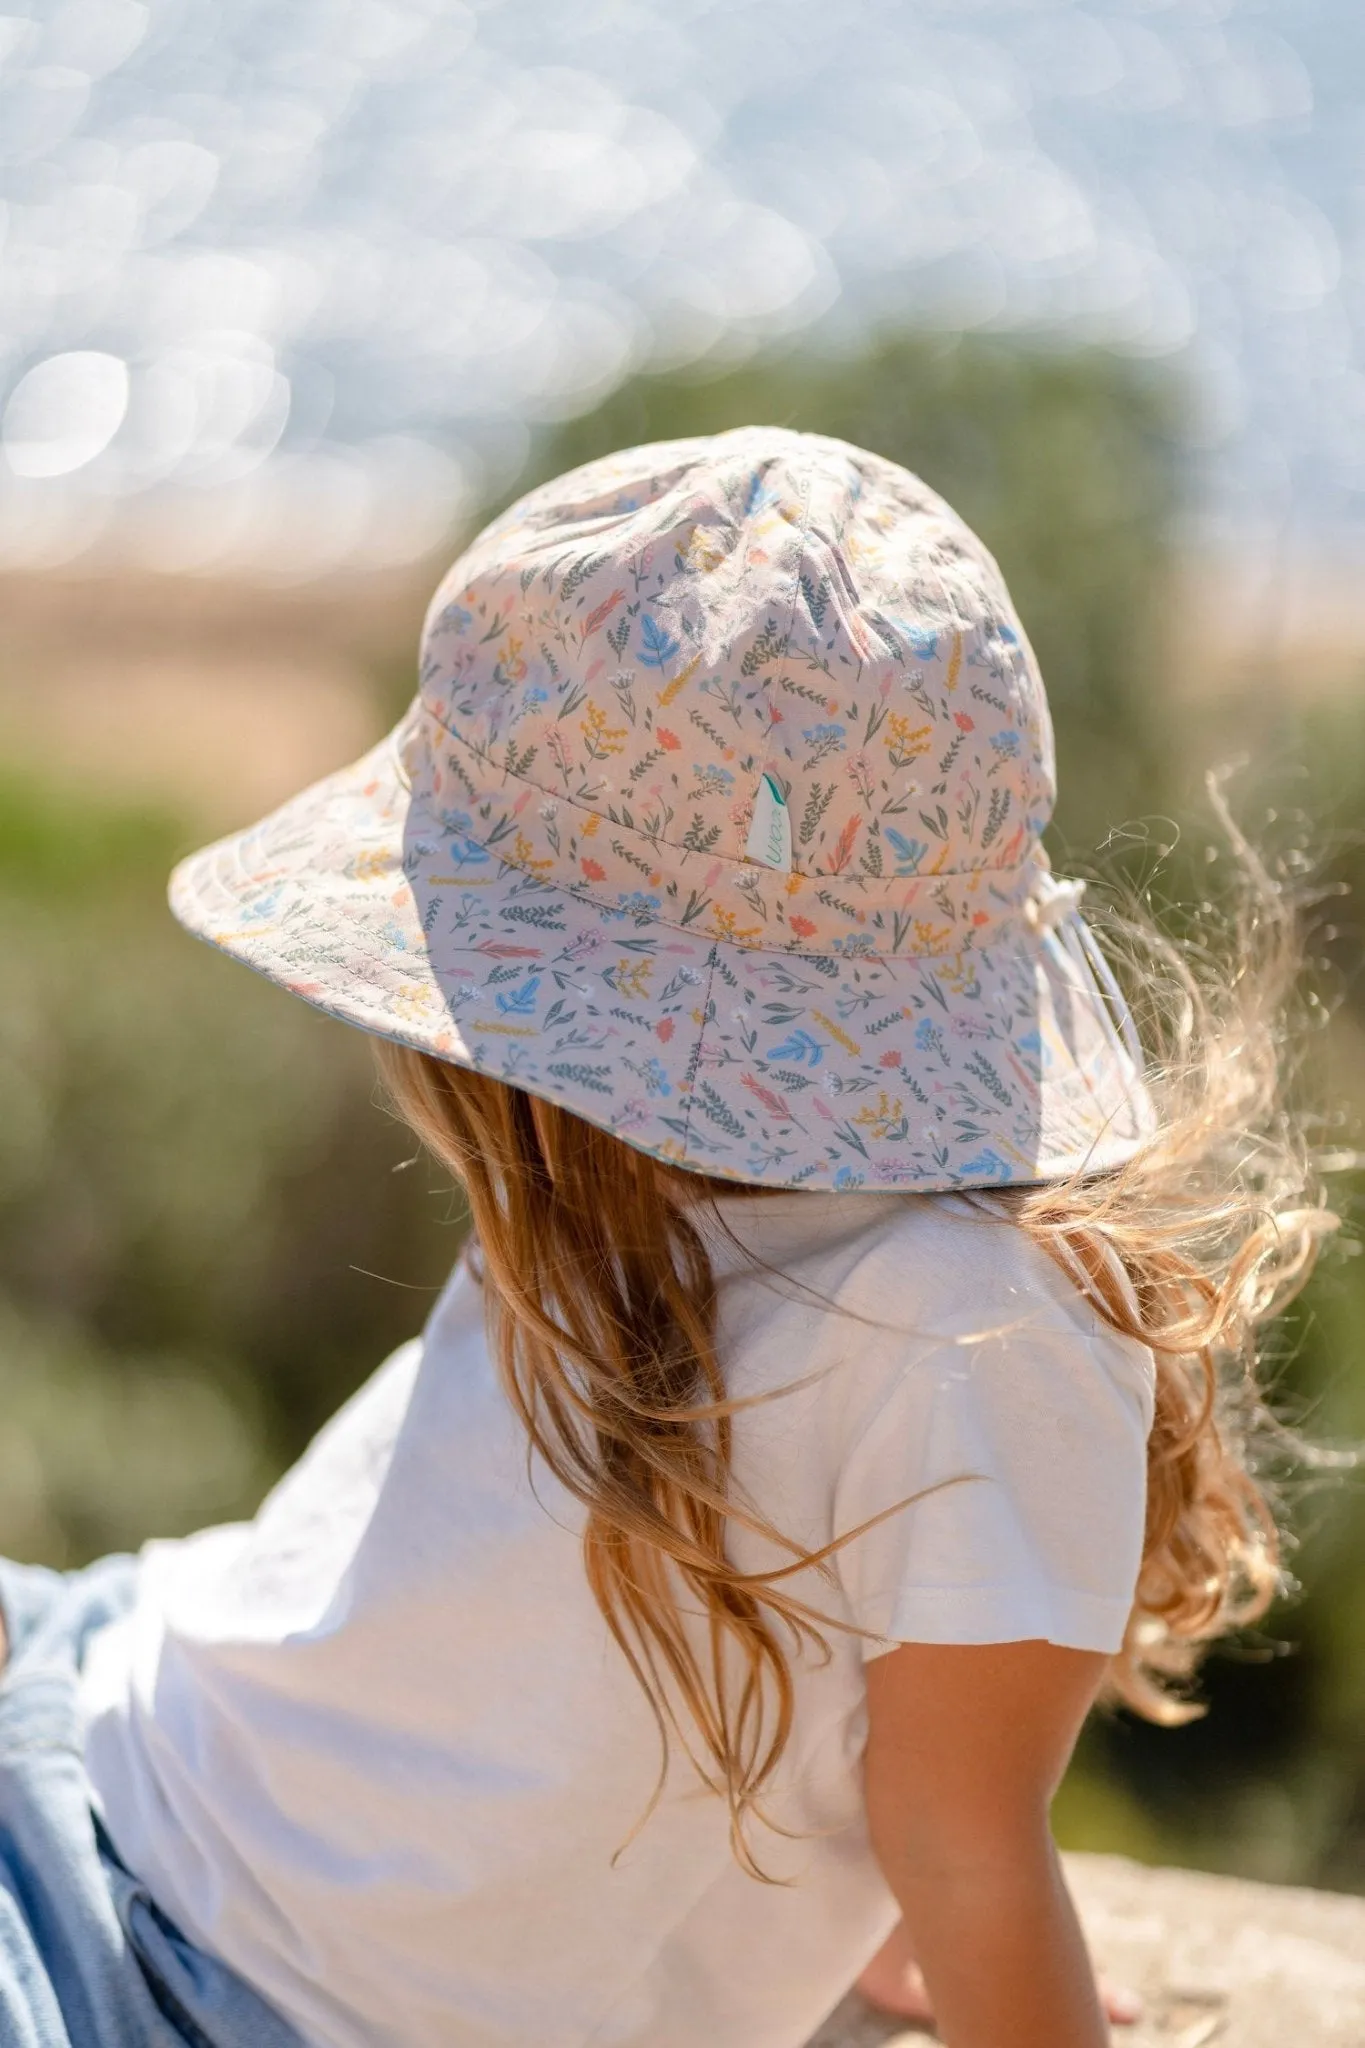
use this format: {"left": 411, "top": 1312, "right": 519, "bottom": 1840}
{"left": 741, "top": 1075, "right": 793, "bottom": 1120}
{"left": 583, "top": 588, "right": 626, "bottom": 637}
{"left": 657, "top": 728, "right": 682, "bottom": 750}
{"left": 849, "top": 753, "right": 875, "bottom": 805}
{"left": 657, "top": 1017, "right": 675, "bottom": 1042}
{"left": 879, "top": 1048, "right": 903, "bottom": 1068}
{"left": 788, "top": 914, "right": 817, "bottom": 940}
{"left": 581, "top": 857, "right": 606, "bottom": 881}
{"left": 954, "top": 712, "right": 975, "bottom": 732}
{"left": 827, "top": 815, "right": 861, "bottom": 874}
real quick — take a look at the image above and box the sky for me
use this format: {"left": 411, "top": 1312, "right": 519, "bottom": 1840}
{"left": 0, "top": 0, "right": 1361, "bottom": 575}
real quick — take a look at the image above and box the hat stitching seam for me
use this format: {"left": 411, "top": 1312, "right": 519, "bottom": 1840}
{"left": 411, "top": 700, "right": 1043, "bottom": 892}
{"left": 399, "top": 782, "right": 1047, "bottom": 967}
{"left": 747, "top": 457, "right": 816, "bottom": 843}
{"left": 679, "top": 943, "right": 721, "bottom": 1163}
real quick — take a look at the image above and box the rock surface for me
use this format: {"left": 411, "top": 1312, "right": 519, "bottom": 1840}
{"left": 806, "top": 1854, "right": 1365, "bottom": 2046}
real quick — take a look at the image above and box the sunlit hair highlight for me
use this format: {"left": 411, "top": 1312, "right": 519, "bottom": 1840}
{"left": 373, "top": 776, "right": 1343, "bottom": 1872}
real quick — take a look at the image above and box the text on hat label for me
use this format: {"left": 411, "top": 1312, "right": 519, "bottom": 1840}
{"left": 744, "top": 772, "right": 792, "bottom": 871}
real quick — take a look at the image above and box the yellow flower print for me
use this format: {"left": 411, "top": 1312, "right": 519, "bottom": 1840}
{"left": 511, "top": 831, "right": 555, "bottom": 876}
{"left": 658, "top": 655, "right": 701, "bottom": 706}
{"left": 582, "top": 702, "right": 628, "bottom": 759}
{"left": 885, "top": 714, "right": 933, "bottom": 768}
{"left": 391, "top": 983, "right": 438, "bottom": 1023}
{"left": 501, "top": 633, "right": 528, "bottom": 683}
{"left": 682, "top": 526, "right": 728, "bottom": 574}
{"left": 350, "top": 848, "right": 394, "bottom": 883}
{"left": 912, "top": 920, "right": 954, "bottom": 954}
{"left": 811, "top": 1009, "right": 861, "bottom": 1056}
{"left": 935, "top": 953, "right": 977, "bottom": 997}
{"left": 612, "top": 956, "right": 654, "bottom": 999}
{"left": 710, "top": 906, "right": 763, "bottom": 944}
{"left": 852, "top": 1091, "right": 905, "bottom": 1141}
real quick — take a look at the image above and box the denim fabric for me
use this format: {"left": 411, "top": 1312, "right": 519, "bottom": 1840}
{"left": 0, "top": 1553, "right": 310, "bottom": 2048}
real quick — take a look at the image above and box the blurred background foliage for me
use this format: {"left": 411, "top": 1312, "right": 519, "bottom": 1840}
{"left": 2, "top": 329, "right": 1364, "bottom": 1891}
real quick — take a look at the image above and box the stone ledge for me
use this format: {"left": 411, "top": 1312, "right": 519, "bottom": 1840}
{"left": 807, "top": 1853, "right": 1365, "bottom": 2046}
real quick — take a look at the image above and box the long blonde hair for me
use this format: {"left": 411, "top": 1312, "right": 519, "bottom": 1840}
{"left": 373, "top": 785, "right": 1341, "bottom": 1873}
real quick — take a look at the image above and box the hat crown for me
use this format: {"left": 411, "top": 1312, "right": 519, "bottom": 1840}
{"left": 411, "top": 427, "right": 1057, "bottom": 959}
{"left": 171, "top": 424, "right": 1153, "bottom": 1191}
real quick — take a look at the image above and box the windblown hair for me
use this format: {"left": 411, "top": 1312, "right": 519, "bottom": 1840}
{"left": 374, "top": 781, "right": 1342, "bottom": 1874}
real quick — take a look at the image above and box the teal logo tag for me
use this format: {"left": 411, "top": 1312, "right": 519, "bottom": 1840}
{"left": 744, "top": 772, "right": 792, "bottom": 871}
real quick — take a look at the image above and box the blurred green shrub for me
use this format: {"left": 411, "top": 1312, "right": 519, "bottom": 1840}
{"left": 0, "top": 769, "right": 459, "bottom": 1561}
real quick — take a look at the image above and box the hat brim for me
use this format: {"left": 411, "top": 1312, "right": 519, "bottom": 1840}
{"left": 169, "top": 732, "right": 1156, "bottom": 1193}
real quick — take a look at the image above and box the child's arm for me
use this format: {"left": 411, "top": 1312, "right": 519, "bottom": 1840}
{"left": 863, "top": 1637, "right": 1111, "bottom": 2048}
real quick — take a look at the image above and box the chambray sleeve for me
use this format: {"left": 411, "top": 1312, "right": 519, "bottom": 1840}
{"left": 829, "top": 1265, "right": 1156, "bottom": 1660}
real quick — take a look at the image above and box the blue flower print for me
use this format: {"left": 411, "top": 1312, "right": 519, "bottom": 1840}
{"left": 520, "top": 684, "right": 549, "bottom": 711}
{"left": 833, "top": 1165, "right": 866, "bottom": 1189}
{"left": 435, "top": 601, "right": 473, "bottom": 634}
{"left": 639, "top": 616, "right": 682, "bottom": 670}
{"left": 958, "top": 1147, "right": 1012, "bottom": 1182}
{"left": 766, "top": 1028, "right": 825, "bottom": 1066}
{"left": 886, "top": 829, "right": 929, "bottom": 874}
{"left": 1013, "top": 1028, "right": 1045, "bottom": 1077}
{"left": 914, "top": 1018, "right": 948, "bottom": 1061}
{"left": 692, "top": 765, "right": 734, "bottom": 797}
{"left": 449, "top": 836, "right": 491, "bottom": 867}
{"left": 494, "top": 974, "right": 540, "bottom": 1017}
{"left": 882, "top": 618, "right": 938, "bottom": 660}
{"left": 990, "top": 731, "right": 1021, "bottom": 759}
{"left": 617, "top": 891, "right": 663, "bottom": 919}
{"left": 640, "top": 1058, "right": 671, "bottom": 1098}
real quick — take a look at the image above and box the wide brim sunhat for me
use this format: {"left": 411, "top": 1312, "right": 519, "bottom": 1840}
{"left": 171, "top": 427, "right": 1155, "bottom": 1192}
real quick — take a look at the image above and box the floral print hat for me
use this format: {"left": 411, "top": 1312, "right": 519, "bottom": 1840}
{"left": 171, "top": 426, "right": 1155, "bottom": 1192}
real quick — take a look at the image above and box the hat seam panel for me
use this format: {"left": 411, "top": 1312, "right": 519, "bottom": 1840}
{"left": 746, "top": 455, "right": 816, "bottom": 847}
{"left": 409, "top": 704, "right": 1045, "bottom": 899}
{"left": 679, "top": 943, "right": 721, "bottom": 1164}
{"left": 401, "top": 782, "right": 1055, "bottom": 969}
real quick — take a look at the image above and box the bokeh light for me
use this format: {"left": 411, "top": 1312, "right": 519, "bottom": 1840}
{"left": 0, "top": 0, "right": 1361, "bottom": 575}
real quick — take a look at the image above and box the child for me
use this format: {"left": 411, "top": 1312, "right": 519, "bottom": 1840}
{"left": 0, "top": 428, "right": 1332, "bottom": 2048}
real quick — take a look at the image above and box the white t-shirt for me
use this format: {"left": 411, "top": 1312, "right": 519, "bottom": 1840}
{"left": 78, "top": 1189, "right": 1154, "bottom": 2048}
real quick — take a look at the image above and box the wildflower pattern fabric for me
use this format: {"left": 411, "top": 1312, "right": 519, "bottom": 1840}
{"left": 172, "top": 427, "right": 1153, "bottom": 1190}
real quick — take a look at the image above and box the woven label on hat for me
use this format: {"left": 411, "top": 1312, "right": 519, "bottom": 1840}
{"left": 744, "top": 772, "right": 792, "bottom": 871}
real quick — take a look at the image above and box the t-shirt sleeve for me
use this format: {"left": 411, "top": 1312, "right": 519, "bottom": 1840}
{"left": 830, "top": 1241, "right": 1155, "bottom": 1659}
